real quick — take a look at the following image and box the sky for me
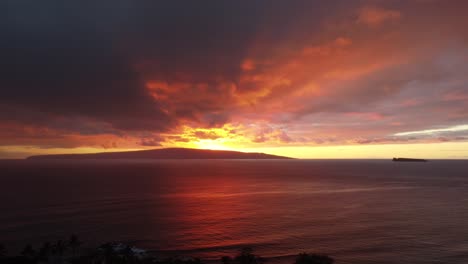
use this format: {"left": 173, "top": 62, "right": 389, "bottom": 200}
{"left": 1, "top": 0, "right": 468, "bottom": 159}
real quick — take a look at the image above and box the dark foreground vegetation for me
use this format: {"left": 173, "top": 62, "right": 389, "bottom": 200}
{"left": 0, "top": 235, "right": 333, "bottom": 264}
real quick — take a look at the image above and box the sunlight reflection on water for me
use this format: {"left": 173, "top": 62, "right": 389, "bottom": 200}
{"left": 1, "top": 160, "right": 468, "bottom": 264}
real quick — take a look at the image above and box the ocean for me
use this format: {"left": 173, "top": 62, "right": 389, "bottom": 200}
{"left": 1, "top": 159, "right": 468, "bottom": 263}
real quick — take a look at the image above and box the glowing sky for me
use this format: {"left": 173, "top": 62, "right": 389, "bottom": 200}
{"left": 1, "top": 1, "right": 468, "bottom": 159}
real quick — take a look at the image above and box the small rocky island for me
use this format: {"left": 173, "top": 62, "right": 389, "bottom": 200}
{"left": 392, "top": 157, "right": 428, "bottom": 162}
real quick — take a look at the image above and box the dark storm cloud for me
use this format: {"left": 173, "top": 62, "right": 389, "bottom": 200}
{"left": 0, "top": 0, "right": 344, "bottom": 134}
{"left": 0, "top": 0, "right": 348, "bottom": 134}
{"left": 0, "top": 0, "right": 272, "bottom": 132}
{"left": 123, "top": 1, "right": 265, "bottom": 81}
{"left": 0, "top": 1, "right": 175, "bottom": 131}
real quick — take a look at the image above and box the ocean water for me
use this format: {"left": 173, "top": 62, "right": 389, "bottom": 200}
{"left": 1, "top": 159, "right": 468, "bottom": 264}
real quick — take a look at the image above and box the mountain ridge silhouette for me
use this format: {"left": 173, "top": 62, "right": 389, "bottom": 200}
{"left": 26, "top": 148, "right": 293, "bottom": 160}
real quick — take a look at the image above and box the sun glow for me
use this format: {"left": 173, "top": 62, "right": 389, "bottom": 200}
{"left": 193, "top": 139, "right": 233, "bottom": 151}
{"left": 163, "top": 125, "right": 248, "bottom": 151}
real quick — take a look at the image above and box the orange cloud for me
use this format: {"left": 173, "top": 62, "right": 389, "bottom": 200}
{"left": 0, "top": 122, "right": 141, "bottom": 149}
{"left": 357, "top": 6, "right": 401, "bottom": 27}
{"left": 345, "top": 112, "right": 386, "bottom": 121}
{"left": 241, "top": 59, "right": 256, "bottom": 71}
{"left": 2, "top": 1, "right": 468, "bottom": 159}
{"left": 146, "top": 80, "right": 236, "bottom": 126}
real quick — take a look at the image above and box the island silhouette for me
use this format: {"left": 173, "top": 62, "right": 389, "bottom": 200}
{"left": 392, "top": 157, "right": 428, "bottom": 162}
{"left": 26, "top": 148, "right": 293, "bottom": 160}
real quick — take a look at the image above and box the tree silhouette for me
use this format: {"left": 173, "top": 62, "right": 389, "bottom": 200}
{"left": 21, "top": 244, "right": 36, "bottom": 259}
{"left": 221, "top": 255, "right": 232, "bottom": 264}
{"left": 38, "top": 241, "right": 51, "bottom": 261}
{"left": 101, "top": 242, "right": 116, "bottom": 262}
{"left": 235, "top": 247, "right": 262, "bottom": 264}
{"left": 0, "top": 243, "right": 6, "bottom": 258}
{"left": 294, "top": 252, "right": 334, "bottom": 264}
{"left": 0, "top": 237, "right": 338, "bottom": 264}
{"left": 69, "top": 234, "right": 82, "bottom": 257}
{"left": 120, "top": 244, "right": 136, "bottom": 262}
{"left": 54, "top": 239, "right": 67, "bottom": 257}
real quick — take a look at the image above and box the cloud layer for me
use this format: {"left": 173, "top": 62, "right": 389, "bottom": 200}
{"left": 1, "top": 0, "right": 468, "bottom": 157}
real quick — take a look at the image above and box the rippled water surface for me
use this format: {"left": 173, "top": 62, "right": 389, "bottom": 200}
{"left": 1, "top": 159, "right": 468, "bottom": 263}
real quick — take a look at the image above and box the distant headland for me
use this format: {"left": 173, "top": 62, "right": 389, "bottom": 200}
{"left": 392, "top": 157, "right": 428, "bottom": 162}
{"left": 26, "top": 148, "right": 293, "bottom": 160}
